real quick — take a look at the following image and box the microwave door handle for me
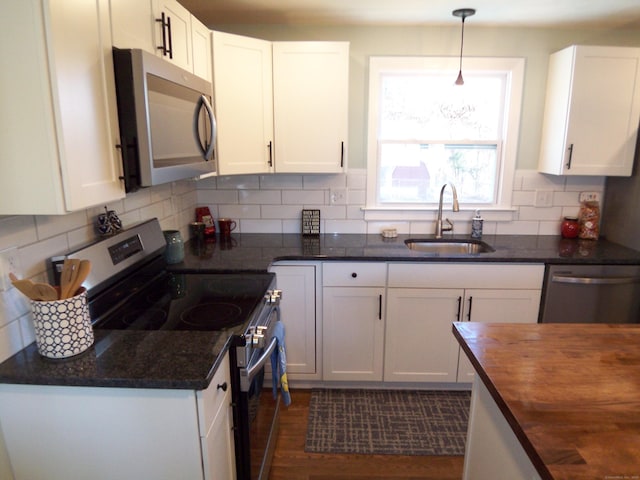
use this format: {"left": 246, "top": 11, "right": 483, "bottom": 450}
{"left": 193, "top": 95, "right": 216, "bottom": 160}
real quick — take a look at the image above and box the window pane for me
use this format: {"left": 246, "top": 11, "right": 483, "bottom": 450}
{"left": 378, "top": 143, "right": 497, "bottom": 204}
{"left": 380, "top": 74, "right": 505, "bottom": 140}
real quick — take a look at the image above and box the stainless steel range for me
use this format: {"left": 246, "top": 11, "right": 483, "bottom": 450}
{"left": 51, "top": 218, "right": 282, "bottom": 480}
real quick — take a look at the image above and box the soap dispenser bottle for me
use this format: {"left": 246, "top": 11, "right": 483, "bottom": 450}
{"left": 471, "top": 210, "right": 483, "bottom": 239}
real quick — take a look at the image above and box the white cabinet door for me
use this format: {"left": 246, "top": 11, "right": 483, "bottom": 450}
{"left": 191, "top": 15, "right": 212, "bottom": 81}
{"left": 269, "top": 265, "right": 317, "bottom": 376}
{"left": 538, "top": 45, "right": 640, "bottom": 176}
{"left": 0, "top": 0, "right": 125, "bottom": 215}
{"left": 212, "top": 31, "right": 274, "bottom": 175}
{"left": 199, "top": 353, "right": 235, "bottom": 480}
{"left": 154, "top": 0, "right": 193, "bottom": 72}
{"left": 323, "top": 287, "right": 385, "bottom": 381}
{"left": 273, "top": 42, "right": 349, "bottom": 173}
{"left": 456, "top": 289, "right": 541, "bottom": 382}
{"left": 385, "top": 288, "right": 463, "bottom": 383}
{"left": 110, "top": 0, "right": 156, "bottom": 53}
{"left": 202, "top": 401, "right": 235, "bottom": 480}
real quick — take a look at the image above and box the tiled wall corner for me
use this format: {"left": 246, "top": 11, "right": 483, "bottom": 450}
{"left": 0, "top": 180, "right": 197, "bottom": 362}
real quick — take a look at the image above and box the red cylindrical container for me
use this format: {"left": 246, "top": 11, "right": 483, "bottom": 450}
{"left": 561, "top": 216, "right": 579, "bottom": 238}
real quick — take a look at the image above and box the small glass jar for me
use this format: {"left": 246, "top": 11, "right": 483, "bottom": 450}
{"left": 163, "top": 230, "right": 184, "bottom": 264}
{"left": 560, "top": 216, "right": 579, "bottom": 239}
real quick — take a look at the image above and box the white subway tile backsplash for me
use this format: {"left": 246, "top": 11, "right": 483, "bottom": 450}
{"left": 0, "top": 320, "right": 25, "bottom": 363}
{"left": 239, "top": 189, "right": 282, "bottom": 205}
{"left": 564, "top": 176, "right": 606, "bottom": 191}
{"left": 260, "top": 174, "right": 303, "bottom": 189}
{"left": 123, "top": 188, "right": 153, "bottom": 212}
{"left": 240, "top": 219, "right": 282, "bottom": 233}
{"left": 326, "top": 219, "right": 366, "bottom": 234}
{"left": 198, "top": 189, "right": 239, "bottom": 204}
{"left": 261, "top": 205, "right": 302, "bottom": 219}
{"left": 282, "top": 190, "right": 325, "bottom": 205}
{"left": 521, "top": 171, "right": 565, "bottom": 190}
{"left": 303, "top": 174, "right": 346, "bottom": 189}
{"left": 0, "top": 216, "right": 38, "bottom": 250}
{"left": 519, "top": 206, "right": 563, "bottom": 221}
{"left": 217, "top": 175, "right": 260, "bottom": 190}
{"left": 218, "top": 204, "right": 261, "bottom": 219}
{"left": 496, "top": 220, "right": 541, "bottom": 235}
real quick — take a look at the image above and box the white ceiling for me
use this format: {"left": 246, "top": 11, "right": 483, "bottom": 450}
{"left": 180, "top": 0, "right": 640, "bottom": 28}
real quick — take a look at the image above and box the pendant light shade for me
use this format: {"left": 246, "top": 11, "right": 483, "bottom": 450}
{"left": 452, "top": 8, "right": 476, "bottom": 86}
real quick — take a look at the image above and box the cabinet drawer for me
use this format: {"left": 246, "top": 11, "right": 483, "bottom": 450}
{"left": 388, "top": 263, "right": 544, "bottom": 289}
{"left": 197, "top": 352, "right": 231, "bottom": 435}
{"left": 323, "top": 262, "right": 387, "bottom": 287}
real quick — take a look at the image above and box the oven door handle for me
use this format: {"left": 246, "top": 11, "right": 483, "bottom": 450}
{"left": 240, "top": 336, "right": 278, "bottom": 392}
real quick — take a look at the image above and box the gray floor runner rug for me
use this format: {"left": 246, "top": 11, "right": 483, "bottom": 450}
{"left": 305, "top": 389, "right": 471, "bottom": 456}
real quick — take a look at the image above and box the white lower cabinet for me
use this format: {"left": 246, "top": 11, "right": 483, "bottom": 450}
{"left": 385, "top": 288, "right": 463, "bottom": 382}
{"left": 322, "top": 263, "right": 387, "bottom": 381}
{"left": 269, "top": 264, "right": 318, "bottom": 378}
{"left": 197, "top": 352, "right": 236, "bottom": 480}
{"left": 455, "top": 289, "right": 541, "bottom": 382}
{"left": 0, "top": 352, "right": 235, "bottom": 480}
{"left": 384, "top": 263, "right": 543, "bottom": 384}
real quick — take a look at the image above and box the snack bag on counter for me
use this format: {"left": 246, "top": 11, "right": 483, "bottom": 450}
{"left": 578, "top": 200, "right": 600, "bottom": 240}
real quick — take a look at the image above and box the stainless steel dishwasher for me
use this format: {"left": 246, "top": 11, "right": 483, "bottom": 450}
{"left": 539, "top": 264, "right": 640, "bottom": 323}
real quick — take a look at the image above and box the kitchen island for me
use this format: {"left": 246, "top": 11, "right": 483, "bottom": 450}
{"left": 453, "top": 322, "right": 640, "bottom": 480}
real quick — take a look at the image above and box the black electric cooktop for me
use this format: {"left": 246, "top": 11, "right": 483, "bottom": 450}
{"left": 92, "top": 268, "right": 275, "bottom": 332}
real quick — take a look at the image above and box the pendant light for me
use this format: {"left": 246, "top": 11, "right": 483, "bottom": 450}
{"left": 452, "top": 8, "right": 476, "bottom": 85}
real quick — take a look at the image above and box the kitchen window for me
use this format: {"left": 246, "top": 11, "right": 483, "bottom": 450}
{"left": 365, "top": 56, "right": 524, "bottom": 218}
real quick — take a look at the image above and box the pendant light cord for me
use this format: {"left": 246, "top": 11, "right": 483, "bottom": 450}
{"left": 458, "top": 17, "right": 466, "bottom": 72}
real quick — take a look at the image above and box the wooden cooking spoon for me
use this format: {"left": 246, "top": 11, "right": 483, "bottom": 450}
{"left": 9, "top": 273, "right": 38, "bottom": 300}
{"left": 59, "top": 258, "right": 80, "bottom": 300}
{"left": 67, "top": 260, "right": 91, "bottom": 298}
{"left": 31, "top": 282, "right": 59, "bottom": 301}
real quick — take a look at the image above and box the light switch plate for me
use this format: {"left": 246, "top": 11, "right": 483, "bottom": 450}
{"left": 0, "top": 246, "right": 22, "bottom": 291}
{"left": 534, "top": 190, "right": 553, "bottom": 207}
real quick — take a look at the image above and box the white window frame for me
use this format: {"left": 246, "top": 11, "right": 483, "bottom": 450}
{"left": 365, "top": 56, "right": 525, "bottom": 222}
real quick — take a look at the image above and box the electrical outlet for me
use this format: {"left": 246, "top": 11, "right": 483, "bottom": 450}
{"left": 330, "top": 188, "right": 347, "bottom": 205}
{"left": 579, "top": 191, "right": 601, "bottom": 203}
{"left": 534, "top": 190, "right": 553, "bottom": 207}
{"left": 0, "top": 246, "right": 22, "bottom": 291}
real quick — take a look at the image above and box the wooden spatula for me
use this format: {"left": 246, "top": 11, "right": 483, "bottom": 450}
{"left": 67, "top": 260, "right": 91, "bottom": 298}
{"left": 59, "top": 259, "right": 80, "bottom": 300}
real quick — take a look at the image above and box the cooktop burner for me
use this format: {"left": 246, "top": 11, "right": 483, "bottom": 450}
{"left": 93, "top": 271, "right": 275, "bottom": 332}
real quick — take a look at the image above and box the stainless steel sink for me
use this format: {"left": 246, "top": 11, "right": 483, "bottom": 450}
{"left": 404, "top": 238, "right": 495, "bottom": 254}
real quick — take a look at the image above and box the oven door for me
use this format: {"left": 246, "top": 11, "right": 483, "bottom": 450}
{"left": 232, "top": 307, "right": 281, "bottom": 480}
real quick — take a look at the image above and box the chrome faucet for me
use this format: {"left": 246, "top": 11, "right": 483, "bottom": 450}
{"left": 435, "top": 183, "right": 460, "bottom": 238}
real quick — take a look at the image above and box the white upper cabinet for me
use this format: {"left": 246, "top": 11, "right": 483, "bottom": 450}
{"left": 538, "top": 45, "right": 640, "bottom": 176}
{"left": 154, "top": 0, "right": 193, "bottom": 73}
{"left": 273, "top": 42, "right": 349, "bottom": 173}
{"left": 109, "top": 0, "right": 156, "bottom": 53}
{"left": 0, "top": 0, "right": 125, "bottom": 215}
{"left": 191, "top": 15, "right": 212, "bottom": 82}
{"left": 212, "top": 31, "right": 274, "bottom": 175}
{"left": 111, "top": 0, "right": 211, "bottom": 81}
{"left": 212, "top": 36, "right": 350, "bottom": 175}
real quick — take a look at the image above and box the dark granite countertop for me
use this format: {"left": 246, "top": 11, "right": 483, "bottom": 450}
{"left": 1, "top": 232, "right": 638, "bottom": 392}
{"left": 0, "top": 327, "right": 239, "bottom": 390}
{"left": 173, "top": 233, "right": 640, "bottom": 273}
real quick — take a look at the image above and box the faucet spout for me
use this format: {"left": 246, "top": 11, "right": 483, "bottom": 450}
{"left": 435, "top": 183, "right": 460, "bottom": 238}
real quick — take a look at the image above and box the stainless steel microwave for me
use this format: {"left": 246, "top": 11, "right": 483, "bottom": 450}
{"left": 112, "top": 48, "right": 216, "bottom": 192}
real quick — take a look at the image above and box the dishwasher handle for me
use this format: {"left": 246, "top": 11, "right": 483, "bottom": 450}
{"left": 551, "top": 274, "right": 640, "bottom": 286}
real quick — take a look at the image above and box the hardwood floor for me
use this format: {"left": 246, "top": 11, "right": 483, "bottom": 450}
{"left": 268, "top": 389, "right": 464, "bottom": 480}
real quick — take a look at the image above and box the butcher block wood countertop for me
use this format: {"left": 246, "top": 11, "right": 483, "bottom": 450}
{"left": 453, "top": 322, "right": 640, "bottom": 480}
